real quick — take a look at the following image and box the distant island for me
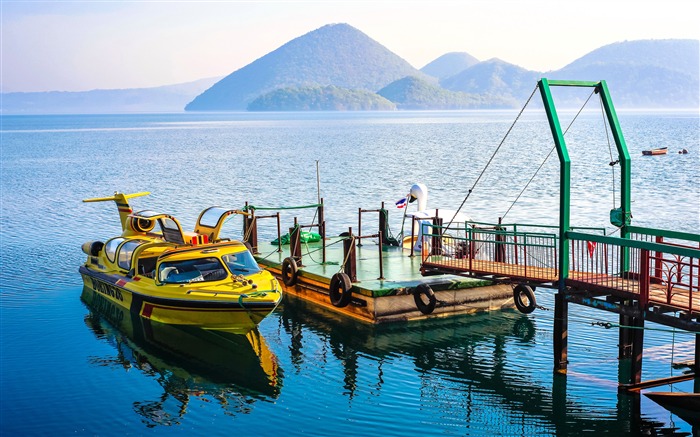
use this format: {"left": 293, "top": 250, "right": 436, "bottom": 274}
{"left": 2, "top": 24, "right": 698, "bottom": 114}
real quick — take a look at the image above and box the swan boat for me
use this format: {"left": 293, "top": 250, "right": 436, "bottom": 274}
{"left": 79, "top": 192, "right": 282, "bottom": 333}
{"left": 400, "top": 183, "right": 471, "bottom": 255}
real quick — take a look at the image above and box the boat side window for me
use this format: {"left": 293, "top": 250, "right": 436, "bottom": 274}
{"left": 158, "top": 257, "right": 227, "bottom": 284}
{"left": 104, "top": 238, "right": 126, "bottom": 263}
{"left": 222, "top": 251, "right": 261, "bottom": 276}
{"left": 117, "top": 240, "right": 147, "bottom": 271}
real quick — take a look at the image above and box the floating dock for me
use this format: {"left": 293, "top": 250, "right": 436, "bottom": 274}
{"left": 253, "top": 237, "right": 513, "bottom": 324}
{"left": 242, "top": 202, "right": 514, "bottom": 323}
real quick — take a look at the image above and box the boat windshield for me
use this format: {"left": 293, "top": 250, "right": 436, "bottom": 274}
{"left": 198, "top": 207, "right": 227, "bottom": 228}
{"left": 158, "top": 257, "right": 228, "bottom": 284}
{"left": 222, "top": 250, "right": 261, "bottom": 276}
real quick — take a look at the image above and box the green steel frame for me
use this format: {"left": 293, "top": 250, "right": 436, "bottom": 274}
{"left": 538, "top": 79, "right": 632, "bottom": 289}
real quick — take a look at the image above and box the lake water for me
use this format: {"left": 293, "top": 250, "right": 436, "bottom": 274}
{"left": 1, "top": 105, "right": 699, "bottom": 436}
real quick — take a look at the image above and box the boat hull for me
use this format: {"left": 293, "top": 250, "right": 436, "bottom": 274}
{"left": 642, "top": 148, "right": 668, "bottom": 155}
{"left": 645, "top": 392, "right": 700, "bottom": 426}
{"left": 80, "top": 266, "right": 280, "bottom": 334}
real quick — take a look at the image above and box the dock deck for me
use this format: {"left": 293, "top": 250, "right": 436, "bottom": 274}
{"left": 253, "top": 236, "right": 515, "bottom": 323}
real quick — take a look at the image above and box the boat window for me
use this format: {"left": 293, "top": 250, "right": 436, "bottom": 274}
{"left": 158, "top": 257, "right": 228, "bottom": 284}
{"left": 222, "top": 250, "right": 261, "bottom": 276}
{"left": 133, "top": 210, "right": 160, "bottom": 219}
{"left": 117, "top": 239, "right": 147, "bottom": 271}
{"left": 104, "top": 238, "right": 125, "bottom": 263}
{"left": 199, "top": 207, "right": 226, "bottom": 228}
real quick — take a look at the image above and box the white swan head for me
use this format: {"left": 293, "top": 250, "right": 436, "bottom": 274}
{"left": 409, "top": 183, "right": 428, "bottom": 212}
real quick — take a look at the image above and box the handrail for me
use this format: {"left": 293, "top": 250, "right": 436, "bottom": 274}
{"left": 466, "top": 220, "right": 607, "bottom": 234}
{"left": 627, "top": 225, "right": 700, "bottom": 243}
{"left": 567, "top": 231, "right": 700, "bottom": 259}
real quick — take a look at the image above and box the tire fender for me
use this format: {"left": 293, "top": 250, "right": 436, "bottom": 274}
{"left": 414, "top": 283, "right": 437, "bottom": 315}
{"left": 513, "top": 284, "right": 536, "bottom": 314}
{"left": 281, "top": 257, "right": 298, "bottom": 286}
{"left": 329, "top": 272, "right": 352, "bottom": 308}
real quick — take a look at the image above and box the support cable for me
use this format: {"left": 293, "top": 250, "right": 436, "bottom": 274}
{"left": 501, "top": 88, "right": 597, "bottom": 221}
{"left": 599, "top": 95, "right": 618, "bottom": 208}
{"left": 443, "top": 84, "right": 539, "bottom": 233}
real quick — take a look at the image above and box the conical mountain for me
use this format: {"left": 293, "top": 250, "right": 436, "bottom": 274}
{"left": 185, "top": 23, "right": 424, "bottom": 111}
{"left": 441, "top": 58, "right": 541, "bottom": 106}
{"left": 421, "top": 52, "right": 480, "bottom": 80}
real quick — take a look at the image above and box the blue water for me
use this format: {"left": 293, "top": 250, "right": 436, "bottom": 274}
{"left": 1, "top": 107, "right": 699, "bottom": 436}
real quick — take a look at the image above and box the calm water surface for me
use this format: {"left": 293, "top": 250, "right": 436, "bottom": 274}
{"left": 1, "top": 107, "right": 699, "bottom": 436}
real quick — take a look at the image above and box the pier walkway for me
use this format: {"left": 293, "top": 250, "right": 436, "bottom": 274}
{"left": 420, "top": 222, "right": 700, "bottom": 331}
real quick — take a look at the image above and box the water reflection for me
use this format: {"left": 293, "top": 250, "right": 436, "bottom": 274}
{"left": 81, "top": 287, "right": 282, "bottom": 427}
{"left": 279, "top": 295, "right": 690, "bottom": 435}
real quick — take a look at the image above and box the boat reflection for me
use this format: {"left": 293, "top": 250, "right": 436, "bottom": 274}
{"left": 81, "top": 287, "right": 282, "bottom": 426}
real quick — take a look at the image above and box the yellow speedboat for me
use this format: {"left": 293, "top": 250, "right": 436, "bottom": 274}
{"left": 79, "top": 192, "right": 282, "bottom": 334}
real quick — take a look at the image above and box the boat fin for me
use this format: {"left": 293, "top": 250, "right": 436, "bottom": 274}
{"left": 83, "top": 192, "right": 150, "bottom": 231}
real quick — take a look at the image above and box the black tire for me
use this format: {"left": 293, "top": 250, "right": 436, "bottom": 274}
{"left": 329, "top": 272, "right": 352, "bottom": 308}
{"left": 414, "top": 283, "right": 436, "bottom": 315}
{"left": 281, "top": 257, "right": 298, "bottom": 286}
{"left": 513, "top": 284, "right": 536, "bottom": 314}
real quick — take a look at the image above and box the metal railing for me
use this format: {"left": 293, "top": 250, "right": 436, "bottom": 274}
{"left": 567, "top": 229, "right": 700, "bottom": 313}
{"left": 420, "top": 219, "right": 700, "bottom": 314}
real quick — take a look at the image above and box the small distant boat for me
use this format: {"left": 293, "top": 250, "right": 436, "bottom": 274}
{"left": 642, "top": 147, "right": 668, "bottom": 156}
{"left": 645, "top": 391, "right": 700, "bottom": 426}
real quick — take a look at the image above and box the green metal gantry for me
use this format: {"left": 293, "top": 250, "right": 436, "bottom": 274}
{"left": 538, "top": 78, "right": 632, "bottom": 287}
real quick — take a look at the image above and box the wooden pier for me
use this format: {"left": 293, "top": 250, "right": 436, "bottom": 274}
{"left": 418, "top": 78, "right": 700, "bottom": 391}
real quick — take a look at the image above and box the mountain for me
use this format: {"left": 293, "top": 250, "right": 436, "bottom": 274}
{"left": 549, "top": 39, "right": 699, "bottom": 108}
{"left": 247, "top": 85, "right": 396, "bottom": 111}
{"left": 559, "top": 39, "right": 698, "bottom": 77}
{"left": 440, "top": 58, "right": 542, "bottom": 107}
{"left": 377, "top": 76, "right": 497, "bottom": 109}
{"left": 420, "top": 52, "right": 480, "bottom": 80}
{"left": 0, "top": 77, "right": 220, "bottom": 114}
{"left": 185, "top": 23, "right": 426, "bottom": 111}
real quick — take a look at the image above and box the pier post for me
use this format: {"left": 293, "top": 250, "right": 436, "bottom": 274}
{"left": 431, "top": 217, "right": 443, "bottom": 256}
{"left": 630, "top": 316, "right": 645, "bottom": 384}
{"left": 695, "top": 333, "right": 700, "bottom": 393}
{"left": 243, "top": 204, "right": 259, "bottom": 254}
{"left": 554, "top": 292, "right": 568, "bottom": 373}
{"left": 343, "top": 227, "right": 357, "bottom": 282}
{"left": 290, "top": 218, "right": 302, "bottom": 266}
{"left": 619, "top": 302, "right": 633, "bottom": 359}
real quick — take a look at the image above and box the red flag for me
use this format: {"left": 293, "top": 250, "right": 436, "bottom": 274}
{"left": 587, "top": 241, "right": 597, "bottom": 258}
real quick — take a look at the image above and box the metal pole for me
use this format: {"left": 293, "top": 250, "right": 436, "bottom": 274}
{"left": 276, "top": 212, "right": 282, "bottom": 253}
{"left": 316, "top": 160, "right": 321, "bottom": 205}
{"left": 358, "top": 207, "right": 363, "bottom": 247}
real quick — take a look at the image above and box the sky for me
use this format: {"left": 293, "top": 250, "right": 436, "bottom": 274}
{"left": 1, "top": 0, "right": 698, "bottom": 93}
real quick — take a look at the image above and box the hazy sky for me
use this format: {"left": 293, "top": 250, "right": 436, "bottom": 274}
{"left": 1, "top": 0, "right": 698, "bottom": 93}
